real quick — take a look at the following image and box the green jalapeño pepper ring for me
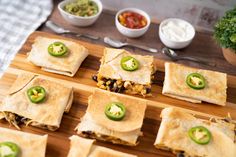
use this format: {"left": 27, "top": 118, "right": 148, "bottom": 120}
{"left": 188, "top": 126, "right": 212, "bottom": 145}
{"left": 105, "top": 102, "right": 126, "bottom": 121}
{"left": 0, "top": 142, "right": 20, "bottom": 157}
{"left": 27, "top": 86, "right": 46, "bottom": 103}
{"left": 120, "top": 56, "right": 139, "bottom": 71}
{"left": 186, "top": 73, "right": 206, "bottom": 89}
{"left": 48, "top": 41, "right": 68, "bottom": 57}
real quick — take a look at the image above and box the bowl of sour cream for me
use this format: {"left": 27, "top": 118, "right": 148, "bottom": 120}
{"left": 159, "top": 18, "right": 195, "bottom": 49}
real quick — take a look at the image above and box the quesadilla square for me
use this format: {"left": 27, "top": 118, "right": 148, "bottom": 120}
{"left": 0, "top": 127, "right": 47, "bottom": 157}
{"left": 162, "top": 62, "right": 227, "bottom": 106}
{"left": 67, "top": 135, "right": 137, "bottom": 157}
{"left": 27, "top": 36, "right": 89, "bottom": 77}
{"left": 75, "top": 88, "right": 147, "bottom": 146}
{"left": 0, "top": 73, "right": 73, "bottom": 131}
{"left": 154, "top": 107, "right": 236, "bottom": 157}
{"left": 95, "top": 48, "right": 155, "bottom": 96}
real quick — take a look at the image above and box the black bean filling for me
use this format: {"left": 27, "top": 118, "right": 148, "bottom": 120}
{"left": 3, "top": 112, "right": 57, "bottom": 131}
{"left": 92, "top": 75, "right": 98, "bottom": 82}
{"left": 92, "top": 74, "right": 152, "bottom": 95}
{"left": 4, "top": 112, "right": 29, "bottom": 126}
{"left": 146, "top": 87, "right": 151, "bottom": 94}
{"left": 81, "top": 131, "right": 136, "bottom": 146}
{"left": 15, "top": 115, "right": 30, "bottom": 124}
{"left": 176, "top": 152, "right": 185, "bottom": 157}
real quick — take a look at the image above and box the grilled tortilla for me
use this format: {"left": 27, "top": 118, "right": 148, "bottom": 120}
{"left": 162, "top": 62, "right": 227, "bottom": 105}
{"left": 0, "top": 73, "right": 73, "bottom": 131}
{"left": 27, "top": 36, "right": 88, "bottom": 77}
{"left": 154, "top": 107, "right": 236, "bottom": 157}
{"left": 96, "top": 47, "right": 155, "bottom": 96}
{"left": 75, "top": 88, "right": 147, "bottom": 146}
{"left": 0, "top": 127, "right": 47, "bottom": 157}
{"left": 67, "top": 135, "right": 137, "bottom": 157}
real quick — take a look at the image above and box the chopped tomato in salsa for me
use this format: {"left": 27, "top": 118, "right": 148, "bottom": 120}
{"left": 118, "top": 11, "right": 147, "bottom": 29}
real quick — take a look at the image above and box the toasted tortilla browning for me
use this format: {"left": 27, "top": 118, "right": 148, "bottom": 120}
{"left": 162, "top": 62, "right": 227, "bottom": 106}
{"left": 27, "top": 36, "right": 88, "bottom": 77}
{"left": 95, "top": 48, "right": 155, "bottom": 96}
{"left": 0, "top": 127, "right": 47, "bottom": 157}
{"left": 154, "top": 107, "right": 236, "bottom": 157}
{"left": 76, "top": 89, "right": 146, "bottom": 146}
{"left": 67, "top": 135, "right": 137, "bottom": 157}
{"left": 0, "top": 73, "right": 73, "bottom": 131}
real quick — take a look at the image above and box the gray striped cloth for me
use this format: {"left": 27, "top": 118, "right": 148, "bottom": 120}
{"left": 0, "top": 0, "right": 53, "bottom": 77}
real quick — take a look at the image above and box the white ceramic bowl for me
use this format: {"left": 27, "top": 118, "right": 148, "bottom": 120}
{"left": 159, "top": 18, "right": 195, "bottom": 49}
{"left": 58, "top": 0, "right": 103, "bottom": 27}
{"left": 115, "top": 8, "right": 151, "bottom": 38}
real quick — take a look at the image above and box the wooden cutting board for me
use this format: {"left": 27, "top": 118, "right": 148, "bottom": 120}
{"left": 0, "top": 31, "right": 236, "bottom": 157}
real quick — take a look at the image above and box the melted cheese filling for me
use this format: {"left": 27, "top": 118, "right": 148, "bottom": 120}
{"left": 194, "top": 129, "right": 208, "bottom": 140}
{"left": 52, "top": 45, "right": 63, "bottom": 53}
{"left": 190, "top": 76, "right": 202, "bottom": 86}
{"left": 109, "top": 105, "right": 122, "bottom": 115}
{"left": 0, "top": 146, "right": 14, "bottom": 156}
{"left": 124, "top": 59, "right": 135, "bottom": 68}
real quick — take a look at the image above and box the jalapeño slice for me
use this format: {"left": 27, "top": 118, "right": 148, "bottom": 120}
{"left": 188, "top": 126, "right": 211, "bottom": 145}
{"left": 186, "top": 73, "right": 206, "bottom": 89}
{"left": 120, "top": 56, "right": 139, "bottom": 71}
{"left": 0, "top": 142, "right": 20, "bottom": 157}
{"left": 105, "top": 102, "right": 126, "bottom": 121}
{"left": 48, "top": 41, "right": 68, "bottom": 57}
{"left": 27, "top": 86, "right": 46, "bottom": 103}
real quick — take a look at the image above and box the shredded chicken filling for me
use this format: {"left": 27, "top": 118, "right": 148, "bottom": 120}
{"left": 80, "top": 131, "right": 137, "bottom": 146}
{"left": 1, "top": 112, "right": 57, "bottom": 131}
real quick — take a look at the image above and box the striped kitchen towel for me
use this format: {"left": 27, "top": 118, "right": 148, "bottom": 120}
{"left": 0, "top": 0, "right": 53, "bottom": 77}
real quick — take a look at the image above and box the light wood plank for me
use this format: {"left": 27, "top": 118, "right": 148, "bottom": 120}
{"left": 0, "top": 31, "right": 235, "bottom": 157}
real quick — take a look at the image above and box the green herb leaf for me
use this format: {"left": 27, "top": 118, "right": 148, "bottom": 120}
{"left": 214, "top": 7, "right": 236, "bottom": 53}
{"left": 230, "top": 34, "right": 236, "bottom": 43}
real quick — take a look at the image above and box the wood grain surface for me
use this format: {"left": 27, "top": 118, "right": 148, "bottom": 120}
{"left": 0, "top": 31, "right": 236, "bottom": 157}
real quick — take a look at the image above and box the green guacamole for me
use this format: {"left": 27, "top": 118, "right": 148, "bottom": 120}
{"left": 64, "top": 0, "right": 98, "bottom": 17}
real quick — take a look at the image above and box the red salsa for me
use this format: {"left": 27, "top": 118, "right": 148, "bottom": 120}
{"left": 118, "top": 11, "right": 147, "bottom": 29}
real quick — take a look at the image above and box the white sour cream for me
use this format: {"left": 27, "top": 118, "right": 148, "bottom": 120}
{"left": 161, "top": 20, "right": 193, "bottom": 42}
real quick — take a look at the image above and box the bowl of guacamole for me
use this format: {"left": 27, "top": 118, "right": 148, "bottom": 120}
{"left": 58, "top": 0, "right": 103, "bottom": 26}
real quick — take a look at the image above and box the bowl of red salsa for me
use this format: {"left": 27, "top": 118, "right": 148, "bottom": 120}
{"left": 116, "top": 8, "right": 151, "bottom": 38}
